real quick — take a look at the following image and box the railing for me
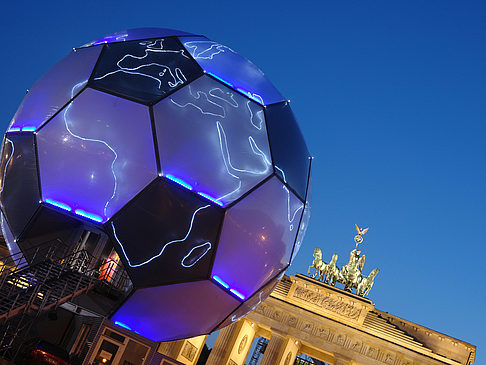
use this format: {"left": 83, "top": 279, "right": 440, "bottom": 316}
{"left": 0, "top": 238, "right": 69, "bottom": 281}
{"left": 0, "top": 246, "right": 132, "bottom": 323}
{"left": 0, "top": 241, "right": 133, "bottom": 362}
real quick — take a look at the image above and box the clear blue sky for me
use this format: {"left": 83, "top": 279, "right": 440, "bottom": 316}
{"left": 1, "top": 0, "right": 484, "bottom": 361}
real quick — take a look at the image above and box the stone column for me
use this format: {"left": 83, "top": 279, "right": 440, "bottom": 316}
{"left": 206, "top": 319, "right": 256, "bottom": 365}
{"left": 158, "top": 335, "right": 207, "bottom": 365}
{"left": 260, "top": 333, "right": 300, "bottom": 365}
{"left": 158, "top": 340, "right": 184, "bottom": 359}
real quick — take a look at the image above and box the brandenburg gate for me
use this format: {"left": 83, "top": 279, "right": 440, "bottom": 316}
{"left": 155, "top": 226, "right": 476, "bottom": 365}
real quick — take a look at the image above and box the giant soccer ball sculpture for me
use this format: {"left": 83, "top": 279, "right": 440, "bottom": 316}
{"left": 0, "top": 28, "right": 311, "bottom": 341}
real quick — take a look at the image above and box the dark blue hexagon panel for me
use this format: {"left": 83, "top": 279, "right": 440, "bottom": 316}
{"left": 180, "top": 36, "right": 285, "bottom": 106}
{"left": 9, "top": 46, "right": 102, "bottom": 132}
{"left": 107, "top": 178, "right": 224, "bottom": 288}
{"left": 153, "top": 75, "right": 272, "bottom": 206}
{"left": 265, "top": 102, "right": 311, "bottom": 200}
{"left": 90, "top": 38, "right": 203, "bottom": 104}
{"left": 0, "top": 133, "right": 41, "bottom": 239}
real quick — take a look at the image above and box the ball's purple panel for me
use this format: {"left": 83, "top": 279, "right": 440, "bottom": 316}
{"left": 37, "top": 88, "right": 157, "bottom": 223}
{"left": 0, "top": 133, "right": 40, "bottom": 238}
{"left": 108, "top": 178, "right": 223, "bottom": 288}
{"left": 90, "top": 38, "right": 202, "bottom": 104}
{"left": 111, "top": 280, "right": 240, "bottom": 341}
{"left": 180, "top": 36, "right": 285, "bottom": 106}
{"left": 291, "top": 174, "right": 311, "bottom": 263}
{"left": 83, "top": 28, "right": 195, "bottom": 47}
{"left": 213, "top": 272, "right": 284, "bottom": 332}
{"left": 265, "top": 102, "right": 310, "bottom": 201}
{"left": 9, "top": 47, "right": 102, "bottom": 132}
{"left": 212, "top": 177, "right": 303, "bottom": 298}
{"left": 153, "top": 75, "right": 272, "bottom": 206}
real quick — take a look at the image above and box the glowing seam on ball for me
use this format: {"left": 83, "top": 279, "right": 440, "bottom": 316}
{"left": 183, "top": 41, "right": 229, "bottom": 60}
{"left": 216, "top": 122, "right": 271, "bottom": 175}
{"left": 169, "top": 85, "right": 270, "bottom": 203}
{"left": 183, "top": 40, "right": 265, "bottom": 105}
{"left": 231, "top": 291, "right": 264, "bottom": 322}
{"left": 63, "top": 81, "right": 118, "bottom": 221}
{"left": 247, "top": 101, "right": 264, "bottom": 130}
{"left": 94, "top": 39, "right": 188, "bottom": 90}
{"left": 111, "top": 205, "right": 210, "bottom": 268}
{"left": 275, "top": 166, "right": 303, "bottom": 231}
{"left": 284, "top": 185, "right": 303, "bottom": 232}
{"left": 275, "top": 165, "right": 287, "bottom": 183}
{"left": 0, "top": 139, "right": 14, "bottom": 196}
{"left": 181, "top": 242, "right": 212, "bottom": 268}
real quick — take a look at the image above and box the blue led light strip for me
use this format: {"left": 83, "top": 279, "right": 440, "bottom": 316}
{"left": 165, "top": 174, "right": 193, "bottom": 190}
{"left": 207, "top": 71, "right": 234, "bottom": 88}
{"left": 114, "top": 321, "right": 131, "bottom": 330}
{"left": 7, "top": 126, "right": 36, "bottom": 133}
{"left": 74, "top": 209, "right": 103, "bottom": 223}
{"left": 44, "top": 199, "right": 103, "bottom": 223}
{"left": 212, "top": 275, "right": 229, "bottom": 289}
{"left": 21, "top": 126, "right": 36, "bottom": 132}
{"left": 163, "top": 174, "right": 225, "bottom": 207}
{"left": 45, "top": 198, "right": 72, "bottom": 212}
{"left": 230, "top": 289, "right": 245, "bottom": 300}
{"left": 197, "top": 192, "right": 223, "bottom": 207}
{"left": 212, "top": 275, "right": 246, "bottom": 300}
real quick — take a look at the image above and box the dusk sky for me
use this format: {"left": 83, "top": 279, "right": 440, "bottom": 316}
{"left": 1, "top": 0, "right": 484, "bottom": 361}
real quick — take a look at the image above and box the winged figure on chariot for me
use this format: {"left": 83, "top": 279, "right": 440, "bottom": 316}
{"left": 307, "top": 225, "right": 379, "bottom": 297}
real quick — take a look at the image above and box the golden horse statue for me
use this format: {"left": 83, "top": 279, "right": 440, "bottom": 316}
{"left": 357, "top": 268, "right": 379, "bottom": 296}
{"left": 307, "top": 248, "right": 327, "bottom": 281}
{"left": 325, "top": 254, "right": 339, "bottom": 285}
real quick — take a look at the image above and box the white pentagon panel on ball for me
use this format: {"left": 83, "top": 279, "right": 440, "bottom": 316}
{"left": 36, "top": 88, "right": 157, "bottom": 223}
{"left": 8, "top": 46, "right": 102, "bottom": 132}
{"left": 111, "top": 280, "right": 240, "bottom": 341}
{"left": 211, "top": 176, "right": 304, "bottom": 299}
{"left": 153, "top": 75, "right": 272, "bottom": 206}
{"left": 180, "top": 36, "right": 285, "bottom": 106}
